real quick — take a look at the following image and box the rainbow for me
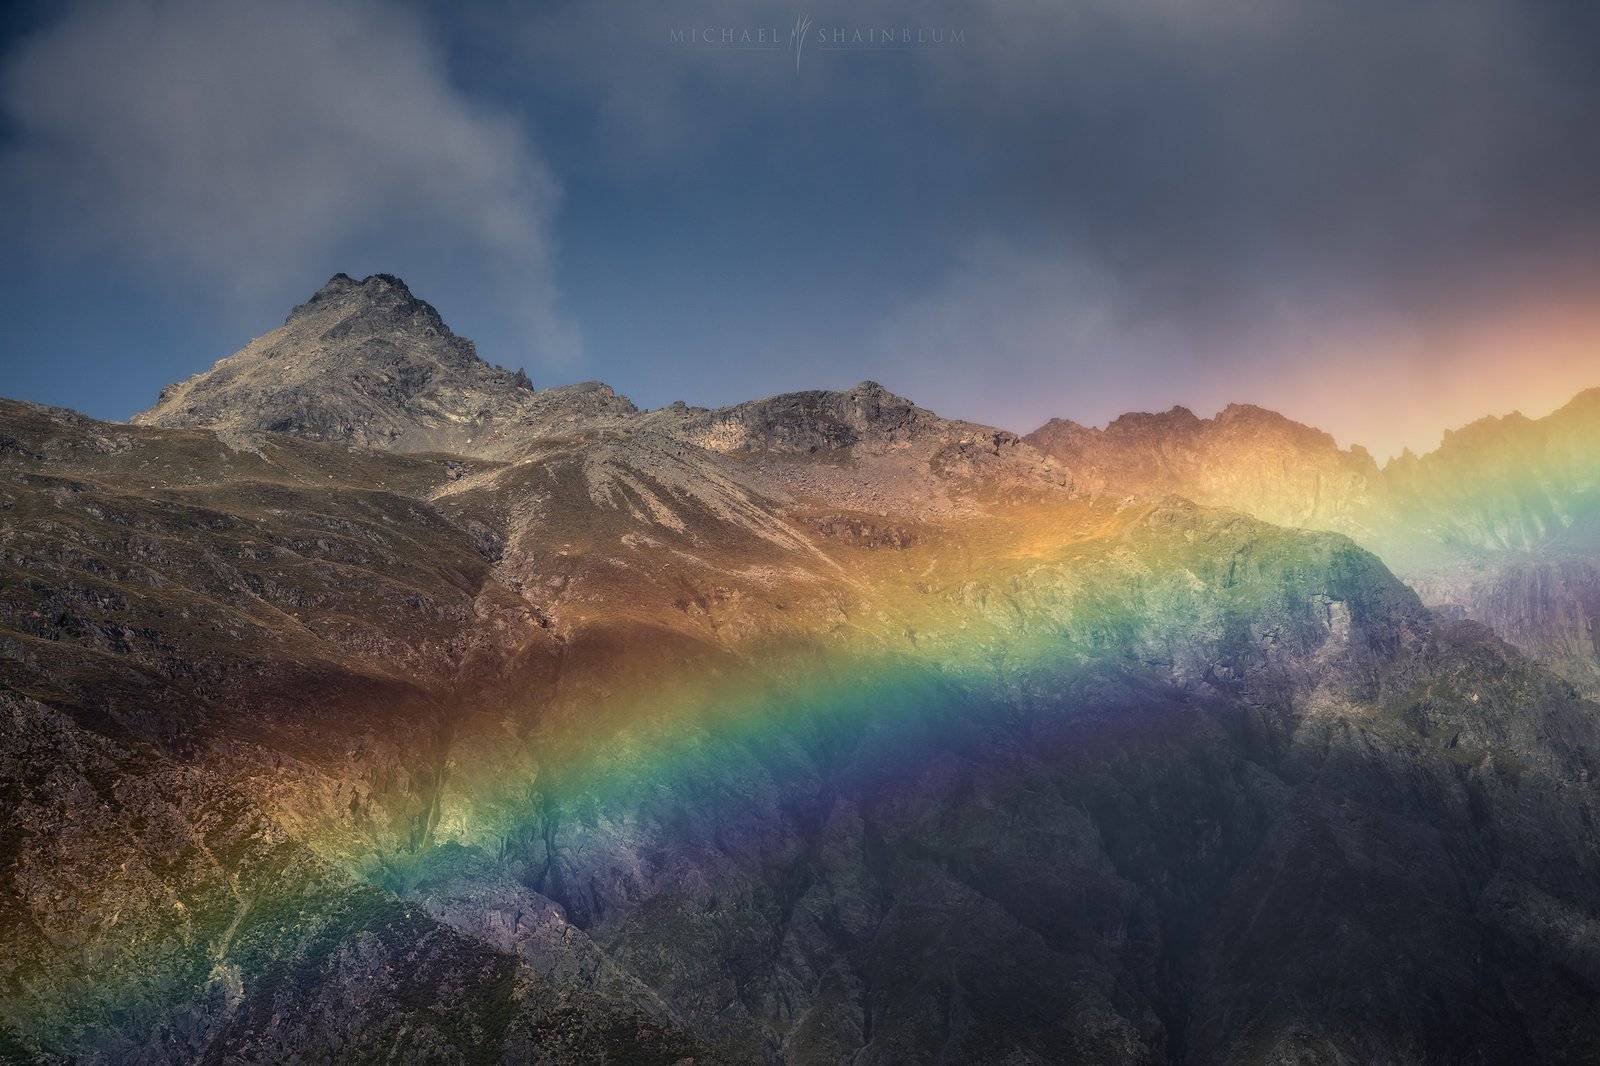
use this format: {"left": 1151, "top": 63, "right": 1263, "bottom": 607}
{"left": 4, "top": 497, "right": 1401, "bottom": 1055}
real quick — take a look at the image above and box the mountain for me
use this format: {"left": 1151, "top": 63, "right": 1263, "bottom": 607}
{"left": 134, "top": 273, "right": 638, "bottom": 455}
{"left": 1025, "top": 403, "right": 1384, "bottom": 534}
{"left": 1388, "top": 389, "right": 1600, "bottom": 552}
{"left": 7, "top": 275, "right": 1600, "bottom": 1063}
{"left": 136, "top": 275, "right": 1069, "bottom": 517}
{"left": 1026, "top": 390, "right": 1600, "bottom": 694}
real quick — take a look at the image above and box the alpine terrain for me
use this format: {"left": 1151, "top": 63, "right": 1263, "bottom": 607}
{"left": 4, "top": 274, "right": 1600, "bottom": 1064}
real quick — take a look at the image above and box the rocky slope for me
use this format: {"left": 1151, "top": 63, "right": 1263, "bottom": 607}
{"left": 5, "top": 276, "right": 1600, "bottom": 1063}
{"left": 0, "top": 399, "right": 705, "bottom": 1063}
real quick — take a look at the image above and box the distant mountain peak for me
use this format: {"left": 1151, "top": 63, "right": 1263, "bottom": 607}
{"left": 1104, "top": 406, "right": 1203, "bottom": 436}
{"left": 285, "top": 270, "right": 453, "bottom": 338}
{"left": 1216, "top": 402, "right": 1284, "bottom": 423}
{"left": 135, "top": 277, "right": 1000, "bottom": 467}
{"left": 307, "top": 270, "right": 408, "bottom": 298}
{"left": 314, "top": 270, "right": 358, "bottom": 294}
{"left": 294, "top": 271, "right": 409, "bottom": 310}
{"left": 135, "top": 271, "right": 538, "bottom": 452}
{"left": 1567, "top": 385, "right": 1600, "bottom": 409}
{"left": 1025, "top": 400, "right": 1380, "bottom": 529}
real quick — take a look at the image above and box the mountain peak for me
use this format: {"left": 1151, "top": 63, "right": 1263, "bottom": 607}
{"left": 1567, "top": 386, "right": 1600, "bottom": 409}
{"left": 308, "top": 270, "right": 408, "bottom": 299}
{"left": 1024, "top": 398, "right": 1380, "bottom": 528}
{"left": 315, "top": 271, "right": 357, "bottom": 294}
{"left": 1097, "top": 405, "right": 1203, "bottom": 440}
{"left": 135, "top": 271, "right": 537, "bottom": 452}
{"left": 1216, "top": 402, "right": 1281, "bottom": 423}
{"left": 286, "top": 271, "right": 447, "bottom": 333}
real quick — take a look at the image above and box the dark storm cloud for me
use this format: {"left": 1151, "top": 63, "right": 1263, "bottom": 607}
{"left": 928, "top": 0, "right": 1600, "bottom": 308}
{"left": 499, "top": 0, "right": 1600, "bottom": 305}
{"left": 861, "top": 0, "right": 1600, "bottom": 448}
{"left": 450, "top": 0, "right": 1600, "bottom": 453}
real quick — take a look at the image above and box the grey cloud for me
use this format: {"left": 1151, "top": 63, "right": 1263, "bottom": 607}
{"left": 470, "top": 0, "right": 1600, "bottom": 403}
{"left": 902, "top": 0, "right": 1585, "bottom": 276}
{"left": 1, "top": 0, "right": 577, "bottom": 359}
{"left": 867, "top": 242, "right": 1212, "bottom": 435}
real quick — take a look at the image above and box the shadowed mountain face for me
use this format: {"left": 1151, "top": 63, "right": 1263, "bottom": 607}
{"left": 6, "top": 276, "right": 1600, "bottom": 1063}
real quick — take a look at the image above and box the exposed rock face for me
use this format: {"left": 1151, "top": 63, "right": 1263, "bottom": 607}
{"left": 0, "top": 400, "right": 706, "bottom": 1063}
{"left": 8, "top": 276, "right": 1600, "bottom": 1063}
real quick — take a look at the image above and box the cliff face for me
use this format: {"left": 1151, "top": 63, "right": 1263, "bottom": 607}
{"left": 7, "top": 277, "right": 1600, "bottom": 1063}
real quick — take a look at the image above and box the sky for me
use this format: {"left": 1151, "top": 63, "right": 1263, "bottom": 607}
{"left": 2, "top": 0, "right": 1599, "bottom": 459}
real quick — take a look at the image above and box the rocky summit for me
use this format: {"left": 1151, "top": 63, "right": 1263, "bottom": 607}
{"left": 135, "top": 273, "right": 637, "bottom": 456}
{"left": 6, "top": 276, "right": 1600, "bottom": 1064}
